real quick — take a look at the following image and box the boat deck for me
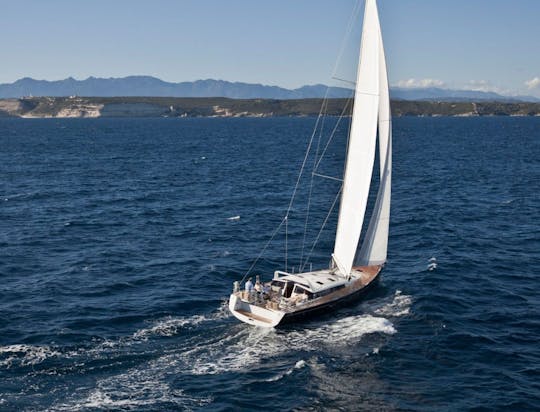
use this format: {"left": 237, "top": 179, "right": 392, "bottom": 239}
{"left": 233, "top": 265, "right": 381, "bottom": 313}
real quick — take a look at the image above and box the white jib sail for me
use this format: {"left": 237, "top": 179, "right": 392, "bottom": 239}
{"left": 332, "top": 0, "right": 381, "bottom": 277}
{"left": 357, "top": 8, "right": 392, "bottom": 266}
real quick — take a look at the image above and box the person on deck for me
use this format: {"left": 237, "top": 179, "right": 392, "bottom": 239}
{"left": 254, "top": 276, "right": 262, "bottom": 293}
{"left": 245, "top": 278, "right": 254, "bottom": 293}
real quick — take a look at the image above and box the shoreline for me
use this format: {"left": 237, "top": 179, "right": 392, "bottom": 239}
{"left": 1, "top": 97, "right": 540, "bottom": 118}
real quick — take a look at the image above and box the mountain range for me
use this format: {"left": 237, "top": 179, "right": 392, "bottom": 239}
{"left": 1, "top": 76, "right": 538, "bottom": 102}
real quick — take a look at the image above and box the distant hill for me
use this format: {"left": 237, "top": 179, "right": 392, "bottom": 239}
{"left": 0, "top": 76, "right": 538, "bottom": 102}
{"left": 390, "top": 87, "right": 540, "bottom": 103}
{"left": 0, "top": 76, "right": 352, "bottom": 100}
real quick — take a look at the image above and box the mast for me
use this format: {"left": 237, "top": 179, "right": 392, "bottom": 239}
{"left": 332, "top": 0, "right": 389, "bottom": 276}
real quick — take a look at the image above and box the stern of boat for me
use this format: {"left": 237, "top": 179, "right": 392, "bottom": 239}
{"left": 229, "top": 293, "right": 285, "bottom": 328}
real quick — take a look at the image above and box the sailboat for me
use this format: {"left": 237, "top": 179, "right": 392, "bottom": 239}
{"left": 229, "top": 0, "right": 391, "bottom": 327}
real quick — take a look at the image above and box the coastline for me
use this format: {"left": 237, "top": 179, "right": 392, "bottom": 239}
{"left": 1, "top": 96, "right": 540, "bottom": 119}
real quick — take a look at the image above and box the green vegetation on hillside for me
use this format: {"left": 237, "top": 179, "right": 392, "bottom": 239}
{"left": 0, "top": 97, "right": 539, "bottom": 118}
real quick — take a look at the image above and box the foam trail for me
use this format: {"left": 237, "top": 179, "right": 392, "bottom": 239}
{"left": 132, "top": 315, "right": 207, "bottom": 340}
{"left": 53, "top": 359, "right": 212, "bottom": 411}
{"left": 285, "top": 315, "right": 396, "bottom": 346}
{"left": 50, "top": 305, "right": 395, "bottom": 409}
{"left": 180, "top": 326, "right": 278, "bottom": 375}
{"left": 2, "top": 302, "right": 232, "bottom": 369}
{"left": 178, "top": 313, "right": 395, "bottom": 376}
{"left": 132, "top": 300, "right": 231, "bottom": 341}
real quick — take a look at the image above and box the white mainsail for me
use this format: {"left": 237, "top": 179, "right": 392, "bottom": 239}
{"left": 332, "top": 0, "right": 390, "bottom": 275}
{"left": 357, "top": 10, "right": 392, "bottom": 266}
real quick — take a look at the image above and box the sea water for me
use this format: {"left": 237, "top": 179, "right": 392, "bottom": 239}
{"left": 1, "top": 117, "right": 539, "bottom": 410}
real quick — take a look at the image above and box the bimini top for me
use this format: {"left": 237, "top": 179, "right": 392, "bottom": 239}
{"left": 273, "top": 269, "right": 349, "bottom": 293}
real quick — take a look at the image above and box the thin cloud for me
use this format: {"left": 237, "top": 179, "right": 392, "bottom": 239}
{"left": 525, "top": 77, "right": 540, "bottom": 89}
{"left": 464, "top": 80, "right": 497, "bottom": 92}
{"left": 461, "top": 80, "right": 515, "bottom": 96}
{"left": 394, "top": 78, "right": 446, "bottom": 89}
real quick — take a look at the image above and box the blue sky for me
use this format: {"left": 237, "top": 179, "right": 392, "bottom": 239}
{"left": 1, "top": 0, "right": 539, "bottom": 97}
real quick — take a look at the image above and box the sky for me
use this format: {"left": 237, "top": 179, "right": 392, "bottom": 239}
{"left": 1, "top": 0, "right": 539, "bottom": 97}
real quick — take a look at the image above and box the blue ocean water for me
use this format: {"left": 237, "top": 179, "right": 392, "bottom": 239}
{"left": 1, "top": 116, "right": 539, "bottom": 411}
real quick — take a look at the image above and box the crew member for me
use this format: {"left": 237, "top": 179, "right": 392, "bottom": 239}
{"left": 245, "top": 277, "right": 254, "bottom": 293}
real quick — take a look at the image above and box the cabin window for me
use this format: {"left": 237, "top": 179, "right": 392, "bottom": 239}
{"left": 270, "top": 280, "right": 285, "bottom": 293}
{"left": 292, "top": 285, "right": 313, "bottom": 299}
{"left": 313, "top": 284, "right": 346, "bottom": 299}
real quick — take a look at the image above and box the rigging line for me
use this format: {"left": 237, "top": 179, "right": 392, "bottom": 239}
{"left": 331, "top": 0, "right": 363, "bottom": 79}
{"left": 241, "top": 216, "right": 286, "bottom": 283}
{"left": 312, "top": 172, "right": 344, "bottom": 182}
{"left": 285, "top": 87, "right": 331, "bottom": 216}
{"left": 253, "top": 88, "right": 329, "bottom": 282}
{"left": 250, "top": 56, "right": 333, "bottom": 281}
{"left": 298, "top": 163, "right": 315, "bottom": 269}
{"left": 247, "top": 0, "right": 361, "bottom": 280}
{"left": 300, "top": 185, "right": 343, "bottom": 272}
{"left": 332, "top": 76, "right": 356, "bottom": 86}
{"left": 299, "top": 99, "right": 327, "bottom": 268}
{"left": 285, "top": 215, "right": 288, "bottom": 272}
{"left": 282, "top": 87, "right": 331, "bottom": 269}
{"left": 314, "top": 97, "right": 352, "bottom": 173}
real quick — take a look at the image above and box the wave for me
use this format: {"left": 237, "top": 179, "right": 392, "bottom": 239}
{"left": 47, "top": 304, "right": 231, "bottom": 410}
{"left": 1, "top": 293, "right": 405, "bottom": 373}
{"left": 0, "top": 344, "right": 61, "bottom": 368}
{"left": 266, "top": 359, "right": 307, "bottom": 382}
{"left": 132, "top": 315, "right": 208, "bottom": 340}
{"left": 373, "top": 290, "right": 413, "bottom": 317}
{"left": 52, "top": 363, "right": 212, "bottom": 411}
{"left": 132, "top": 299, "right": 231, "bottom": 341}
{"left": 2, "top": 191, "right": 38, "bottom": 201}
{"left": 1, "top": 302, "right": 232, "bottom": 370}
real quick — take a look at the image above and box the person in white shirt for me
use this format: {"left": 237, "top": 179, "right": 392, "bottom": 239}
{"left": 245, "top": 278, "right": 254, "bottom": 293}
